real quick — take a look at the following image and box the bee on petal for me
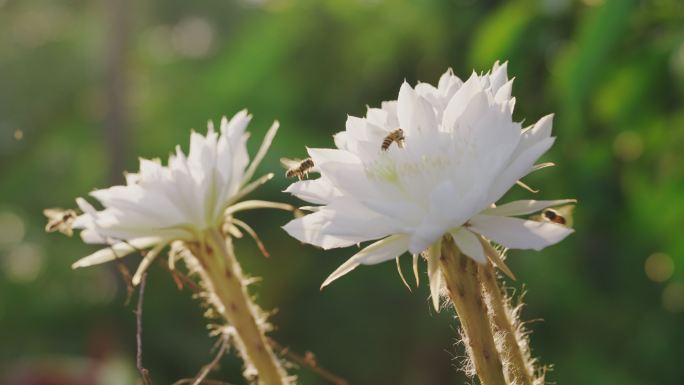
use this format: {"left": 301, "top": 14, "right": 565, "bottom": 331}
{"left": 538, "top": 205, "right": 575, "bottom": 228}
{"left": 43, "top": 208, "right": 78, "bottom": 237}
{"left": 381, "top": 128, "right": 405, "bottom": 151}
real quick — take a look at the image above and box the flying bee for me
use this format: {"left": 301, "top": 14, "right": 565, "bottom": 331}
{"left": 537, "top": 205, "right": 575, "bottom": 228}
{"left": 381, "top": 128, "right": 405, "bottom": 151}
{"left": 282, "top": 157, "right": 315, "bottom": 180}
{"left": 43, "top": 208, "right": 78, "bottom": 237}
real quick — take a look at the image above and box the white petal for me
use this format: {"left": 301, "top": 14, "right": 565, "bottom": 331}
{"left": 72, "top": 237, "right": 161, "bottom": 269}
{"left": 486, "top": 137, "right": 555, "bottom": 204}
{"left": 495, "top": 79, "right": 514, "bottom": 104}
{"left": 409, "top": 222, "right": 445, "bottom": 255}
{"left": 307, "top": 148, "right": 388, "bottom": 204}
{"left": 469, "top": 215, "right": 573, "bottom": 251}
{"left": 488, "top": 61, "right": 508, "bottom": 93}
{"left": 450, "top": 228, "right": 487, "bottom": 264}
{"left": 333, "top": 131, "right": 349, "bottom": 150}
{"left": 321, "top": 234, "right": 410, "bottom": 288}
{"left": 80, "top": 228, "right": 106, "bottom": 243}
{"left": 284, "top": 177, "right": 341, "bottom": 205}
{"left": 75, "top": 197, "right": 97, "bottom": 217}
{"left": 425, "top": 241, "right": 444, "bottom": 311}
{"left": 511, "top": 114, "right": 554, "bottom": 161}
{"left": 283, "top": 199, "right": 397, "bottom": 249}
{"left": 483, "top": 199, "right": 577, "bottom": 217}
{"left": 442, "top": 72, "right": 482, "bottom": 130}
{"left": 397, "top": 82, "right": 438, "bottom": 136}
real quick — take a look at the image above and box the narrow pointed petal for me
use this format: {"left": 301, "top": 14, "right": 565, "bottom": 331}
{"left": 396, "top": 257, "right": 412, "bottom": 291}
{"left": 72, "top": 237, "right": 160, "bottom": 269}
{"left": 241, "top": 120, "right": 279, "bottom": 186}
{"left": 450, "top": 228, "right": 487, "bottom": 264}
{"left": 321, "top": 235, "right": 410, "bottom": 289}
{"left": 479, "top": 238, "right": 516, "bottom": 280}
{"left": 412, "top": 254, "right": 420, "bottom": 287}
{"left": 469, "top": 215, "right": 573, "bottom": 251}
{"left": 483, "top": 199, "right": 577, "bottom": 217}
{"left": 131, "top": 243, "right": 166, "bottom": 285}
{"left": 425, "top": 241, "right": 443, "bottom": 311}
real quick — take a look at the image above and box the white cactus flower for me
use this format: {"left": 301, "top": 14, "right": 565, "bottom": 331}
{"left": 71, "top": 110, "right": 280, "bottom": 283}
{"left": 283, "top": 62, "right": 574, "bottom": 308}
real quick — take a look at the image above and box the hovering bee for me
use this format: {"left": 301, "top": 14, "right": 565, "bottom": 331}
{"left": 381, "top": 128, "right": 405, "bottom": 151}
{"left": 43, "top": 208, "right": 78, "bottom": 237}
{"left": 282, "top": 157, "right": 315, "bottom": 180}
{"left": 538, "top": 205, "right": 575, "bottom": 228}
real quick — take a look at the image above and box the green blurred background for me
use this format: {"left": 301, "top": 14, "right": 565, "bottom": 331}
{"left": 1, "top": 0, "right": 683, "bottom": 384}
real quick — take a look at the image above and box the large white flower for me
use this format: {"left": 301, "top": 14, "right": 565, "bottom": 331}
{"left": 283, "top": 62, "right": 574, "bottom": 306}
{"left": 71, "top": 110, "right": 281, "bottom": 283}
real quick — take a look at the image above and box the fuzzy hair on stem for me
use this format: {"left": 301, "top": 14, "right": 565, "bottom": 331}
{"left": 478, "top": 241, "right": 547, "bottom": 385}
{"left": 186, "top": 229, "right": 291, "bottom": 385}
{"left": 437, "top": 236, "right": 507, "bottom": 385}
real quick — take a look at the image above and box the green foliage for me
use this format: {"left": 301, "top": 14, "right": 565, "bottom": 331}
{"left": 1, "top": 0, "right": 683, "bottom": 384}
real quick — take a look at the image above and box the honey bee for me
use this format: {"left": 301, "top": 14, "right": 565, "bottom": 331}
{"left": 282, "top": 157, "right": 315, "bottom": 180}
{"left": 381, "top": 128, "right": 405, "bottom": 151}
{"left": 43, "top": 208, "right": 78, "bottom": 237}
{"left": 539, "top": 205, "right": 575, "bottom": 227}
{"left": 542, "top": 209, "right": 566, "bottom": 224}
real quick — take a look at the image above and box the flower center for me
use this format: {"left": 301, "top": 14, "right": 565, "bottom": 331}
{"left": 365, "top": 154, "right": 451, "bottom": 185}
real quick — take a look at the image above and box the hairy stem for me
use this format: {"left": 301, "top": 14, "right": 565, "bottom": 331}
{"left": 198, "top": 228, "right": 288, "bottom": 385}
{"left": 479, "top": 259, "right": 534, "bottom": 385}
{"left": 438, "top": 237, "right": 507, "bottom": 385}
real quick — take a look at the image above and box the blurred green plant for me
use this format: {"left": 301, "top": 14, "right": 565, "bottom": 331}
{"left": 1, "top": 0, "right": 683, "bottom": 384}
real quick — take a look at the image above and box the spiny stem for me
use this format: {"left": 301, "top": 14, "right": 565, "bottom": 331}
{"left": 197, "top": 228, "right": 288, "bottom": 385}
{"left": 479, "top": 260, "right": 534, "bottom": 385}
{"left": 438, "top": 236, "right": 507, "bottom": 385}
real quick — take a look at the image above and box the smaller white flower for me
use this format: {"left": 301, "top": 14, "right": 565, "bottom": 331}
{"left": 70, "top": 110, "right": 281, "bottom": 284}
{"left": 283, "top": 62, "right": 575, "bottom": 310}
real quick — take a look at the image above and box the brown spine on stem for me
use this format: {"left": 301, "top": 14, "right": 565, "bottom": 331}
{"left": 197, "top": 229, "right": 288, "bottom": 385}
{"left": 438, "top": 236, "right": 507, "bottom": 385}
{"left": 478, "top": 240, "right": 535, "bottom": 385}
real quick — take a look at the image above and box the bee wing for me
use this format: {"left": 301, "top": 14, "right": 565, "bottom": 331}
{"left": 43, "top": 208, "right": 64, "bottom": 219}
{"left": 280, "top": 158, "right": 302, "bottom": 169}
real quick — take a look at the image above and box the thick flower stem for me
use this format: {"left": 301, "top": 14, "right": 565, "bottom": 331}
{"left": 199, "top": 228, "right": 288, "bottom": 385}
{"left": 438, "top": 237, "right": 507, "bottom": 385}
{"left": 479, "top": 261, "right": 534, "bottom": 385}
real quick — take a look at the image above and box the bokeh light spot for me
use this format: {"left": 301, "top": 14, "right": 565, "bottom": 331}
{"left": 613, "top": 131, "right": 643, "bottom": 161}
{"left": 671, "top": 42, "right": 684, "bottom": 78}
{"left": 2, "top": 243, "right": 44, "bottom": 283}
{"left": 0, "top": 211, "right": 26, "bottom": 246}
{"left": 662, "top": 282, "right": 684, "bottom": 313}
{"left": 13, "top": 129, "right": 23, "bottom": 140}
{"left": 645, "top": 253, "right": 674, "bottom": 282}
{"left": 171, "top": 17, "right": 214, "bottom": 59}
